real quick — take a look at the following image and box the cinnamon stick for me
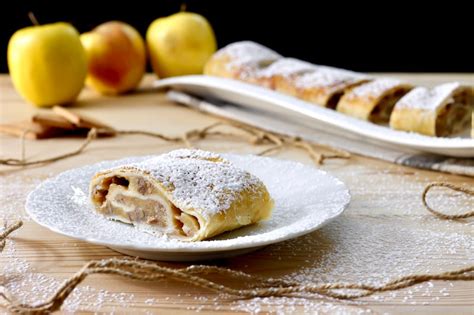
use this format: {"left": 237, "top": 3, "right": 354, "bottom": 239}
{"left": 32, "top": 113, "right": 78, "bottom": 130}
{"left": 0, "top": 121, "right": 66, "bottom": 140}
{"left": 52, "top": 106, "right": 113, "bottom": 130}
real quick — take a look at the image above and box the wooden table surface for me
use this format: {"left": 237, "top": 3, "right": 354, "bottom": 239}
{"left": 0, "top": 74, "right": 473, "bottom": 314}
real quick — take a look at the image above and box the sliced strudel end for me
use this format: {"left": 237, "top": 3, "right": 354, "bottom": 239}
{"left": 203, "top": 41, "right": 282, "bottom": 83}
{"left": 336, "top": 78, "right": 413, "bottom": 122}
{"left": 390, "top": 82, "right": 474, "bottom": 137}
{"left": 278, "top": 66, "right": 370, "bottom": 108}
{"left": 90, "top": 149, "right": 273, "bottom": 241}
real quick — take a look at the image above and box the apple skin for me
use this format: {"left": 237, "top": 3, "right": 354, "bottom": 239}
{"left": 81, "top": 21, "right": 146, "bottom": 95}
{"left": 146, "top": 12, "right": 217, "bottom": 78}
{"left": 8, "top": 22, "right": 87, "bottom": 107}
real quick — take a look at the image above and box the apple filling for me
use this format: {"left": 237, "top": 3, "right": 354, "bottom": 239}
{"left": 91, "top": 175, "right": 201, "bottom": 238}
{"left": 370, "top": 89, "right": 409, "bottom": 123}
{"left": 326, "top": 80, "right": 368, "bottom": 109}
{"left": 326, "top": 91, "right": 345, "bottom": 109}
{"left": 435, "top": 92, "right": 472, "bottom": 137}
{"left": 301, "top": 85, "right": 347, "bottom": 109}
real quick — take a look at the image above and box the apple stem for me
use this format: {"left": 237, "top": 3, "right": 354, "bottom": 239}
{"left": 28, "top": 12, "right": 40, "bottom": 26}
{"left": 180, "top": 3, "right": 187, "bottom": 12}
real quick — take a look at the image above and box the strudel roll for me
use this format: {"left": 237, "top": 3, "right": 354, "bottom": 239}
{"left": 203, "top": 41, "right": 281, "bottom": 83}
{"left": 204, "top": 41, "right": 369, "bottom": 108}
{"left": 255, "top": 58, "right": 318, "bottom": 89}
{"left": 390, "top": 82, "right": 474, "bottom": 137}
{"left": 277, "top": 66, "right": 370, "bottom": 108}
{"left": 90, "top": 149, "right": 273, "bottom": 241}
{"left": 336, "top": 78, "right": 413, "bottom": 122}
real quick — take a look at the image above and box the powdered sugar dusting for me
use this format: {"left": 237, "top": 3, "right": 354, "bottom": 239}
{"left": 1, "top": 238, "right": 135, "bottom": 313}
{"left": 394, "top": 82, "right": 462, "bottom": 110}
{"left": 348, "top": 78, "right": 407, "bottom": 99}
{"left": 216, "top": 41, "right": 281, "bottom": 70}
{"left": 258, "top": 58, "right": 318, "bottom": 78}
{"left": 294, "top": 66, "right": 369, "bottom": 89}
{"left": 0, "top": 174, "right": 44, "bottom": 221}
{"left": 160, "top": 148, "right": 225, "bottom": 162}
{"left": 129, "top": 150, "right": 262, "bottom": 218}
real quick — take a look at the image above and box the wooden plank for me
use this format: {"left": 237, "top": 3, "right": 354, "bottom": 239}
{"left": 1, "top": 74, "right": 473, "bottom": 314}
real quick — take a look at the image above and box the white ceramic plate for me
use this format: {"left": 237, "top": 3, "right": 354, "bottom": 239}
{"left": 154, "top": 75, "right": 474, "bottom": 157}
{"left": 25, "top": 154, "right": 350, "bottom": 261}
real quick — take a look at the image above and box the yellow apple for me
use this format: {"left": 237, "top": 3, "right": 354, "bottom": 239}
{"left": 146, "top": 12, "right": 217, "bottom": 78}
{"left": 8, "top": 22, "right": 87, "bottom": 107}
{"left": 80, "top": 21, "right": 146, "bottom": 95}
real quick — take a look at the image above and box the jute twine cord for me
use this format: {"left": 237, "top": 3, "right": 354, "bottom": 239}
{"left": 0, "top": 128, "right": 98, "bottom": 167}
{"left": 0, "top": 121, "right": 349, "bottom": 167}
{"left": 0, "top": 223, "right": 473, "bottom": 314}
{"left": 0, "top": 182, "right": 473, "bottom": 313}
{"left": 0, "top": 221, "right": 23, "bottom": 252}
{"left": 422, "top": 182, "right": 474, "bottom": 220}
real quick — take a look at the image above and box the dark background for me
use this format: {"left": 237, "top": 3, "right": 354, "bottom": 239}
{"left": 1, "top": 0, "right": 473, "bottom": 73}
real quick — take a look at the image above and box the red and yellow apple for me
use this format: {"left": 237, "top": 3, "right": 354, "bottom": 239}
{"left": 146, "top": 12, "right": 217, "bottom": 78}
{"left": 8, "top": 22, "right": 87, "bottom": 107}
{"left": 80, "top": 21, "right": 146, "bottom": 95}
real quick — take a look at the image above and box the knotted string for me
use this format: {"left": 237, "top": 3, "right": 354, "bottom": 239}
{"left": 422, "top": 182, "right": 474, "bottom": 220}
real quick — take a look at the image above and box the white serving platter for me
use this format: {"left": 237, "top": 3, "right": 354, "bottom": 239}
{"left": 26, "top": 154, "right": 350, "bottom": 261}
{"left": 154, "top": 75, "right": 474, "bottom": 157}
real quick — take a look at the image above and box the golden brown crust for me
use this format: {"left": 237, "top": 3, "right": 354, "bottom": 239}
{"left": 90, "top": 150, "right": 273, "bottom": 241}
{"left": 390, "top": 83, "right": 473, "bottom": 137}
{"left": 205, "top": 42, "right": 369, "bottom": 108}
{"left": 206, "top": 41, "right": 473, "bottom": 137}
{"left": 204, "top": 43, "right": 368, "bottom": 109}
{"left": 336, "top": 79, "right": 413, "bottom": 122}
{"left": 250, "top": 58, "right": 319, "bottom": 89}
{"left": 271, "top": 68, "right": 369, "bottom": 108}
{"left": 203, "top": 41, "right": 281, "bottom": 83}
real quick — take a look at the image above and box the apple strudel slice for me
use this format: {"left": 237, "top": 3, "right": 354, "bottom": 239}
{"left": 336, "top": 78, "right": 413, "bottom": 122}
{"left": 278, "top": 66, "right": 370, "bottom": 108}
{"left": 203, "top": 41, "right": 282, "bottom": 83}
{"left": 390, "top": 82, "right": 474, "bottom": 137}
{"left": 90, "top": 149, "right": 273, "bottom": 241}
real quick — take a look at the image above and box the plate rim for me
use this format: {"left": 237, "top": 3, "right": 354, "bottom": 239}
{"left": 25, "top": 154, "right": 350, "bottom": 253}
{"left": 154, "top": 75, "right": 474, "bottom": 156}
